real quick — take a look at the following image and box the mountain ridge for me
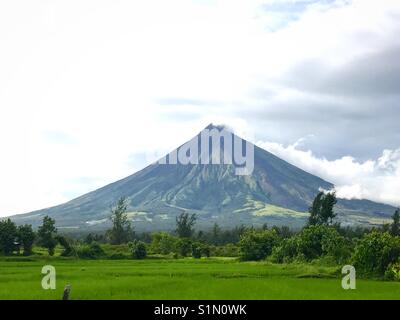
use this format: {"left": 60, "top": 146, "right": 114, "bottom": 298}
{"left": 8, "top": 124, "right": 396, "bottom": 231}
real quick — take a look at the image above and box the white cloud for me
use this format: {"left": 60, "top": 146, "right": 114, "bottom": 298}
{"left": 0, "top": 0, "right": 399, "bottom": 216}
{"left": 258, "top": 139, "right": 400, "bottom": 207}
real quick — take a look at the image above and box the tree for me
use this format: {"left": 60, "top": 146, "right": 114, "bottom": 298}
{"left": 201, "top": 244, "right": 211, "bottom": 258}
{"left": 176, "top": 238, "right": 192, "bottom": 257}
{"left": 212, "top": 223, "right": 221, "bottom": 245}
{"left": 175, "top": 212, "right": 196, "bottom": 238}
{"left": 129, "top": 240, "right": 147, "bottom": 259}
{"left": 84, "top": 233, "right": 95, "bottom": 244}
{"left": 308, "top": 191, "right": 337, "bottom": 226}
{"left": 0, "top": 219, "right": 18, "bottom": 255}
{"left": 37, "top": 216, "right": 58, "bottom": 256}
{"left": 298, "top": 225, "right": 347, "bottom": 261}
{"left": 76, "top": 242, "right": 105, "bottom": 259}
{"left": 17, "top": 224, "right": 35, "bottom": 256}
{"left": 271, "top": 237, "right": 299, "bottom": 263}
{"left": 272, "top": 225, "right": 293, "bottom": 239}
{"left": 191, "top": 242, "right": 202, "bottom": 258}
{"left": 271, "top": 225, "right": 349, "bottom": 263}
{"left": 239, "top": 229, "right": 279, "bottom": 261}
{"left": 391, "top": 209, "right": 400, "bottom": 236}
{"left": 56, "top": 235, "right": 74, "bottom": 257}
{"left": 108, "top": 197, "right": 134, "bottom": 244}
{"left": 353, "top": 231, "right": 400, "bottom": 275}
{"left": 150, "top": 232, "right": 178, "bottom": 255}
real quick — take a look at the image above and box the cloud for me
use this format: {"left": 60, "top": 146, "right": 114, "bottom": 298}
{"left": 0, "top": 0, "right": 399, "bottom": 215}
{"left": 258, "top": 139, "right": 400, "bottom": 207}
{"left": 260, "top": 0, "right": 341, "bottom": 31}
{"left": 281, "top": 45, "right": 400, "bottom": 97}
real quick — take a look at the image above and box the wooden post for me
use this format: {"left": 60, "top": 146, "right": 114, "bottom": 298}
{"left": 62, "top": 284, "right": 71, "bottom": 300}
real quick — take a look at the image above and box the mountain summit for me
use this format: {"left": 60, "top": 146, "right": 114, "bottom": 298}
{"left": 10, "top": 125, "right": 395, "bottom": 231}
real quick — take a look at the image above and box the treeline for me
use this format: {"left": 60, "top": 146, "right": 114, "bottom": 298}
{"left": 238, "top": 192, "right": 400, "bottom": 280}
{"left": 1, "top": 192, "right": 400, "bottom": 279}
{"left": 0, "top": 215, "right": 70, "bottom": 257}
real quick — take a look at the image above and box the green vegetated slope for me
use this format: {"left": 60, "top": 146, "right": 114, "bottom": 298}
{"left": 1, "top": 257, "right": 399, "bottom": 300}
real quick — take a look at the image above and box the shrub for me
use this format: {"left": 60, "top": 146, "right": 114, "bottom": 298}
{"left": 352, "top": 231, "right": 400, "bottom": 276}
{"left": 191, "top": 242, "right": 202, "bottom": 259}
{"left": 172, "top": 252, "right": 180, "bottom": 259}
{"left": 384, "top": 262, "right": 400, "bottom": 281}
{"left": 271, "top": 237, "right": 298, "bottom": 263}
{"left": 321, "top": 229, "right": 351, "bottom": 264}
{"left": 297, "top": 225, "right": 347, "bottom": 261}
{"left": 296, "top": 225, "right": 326, "bottom": 260}
{"left": 150, "top": 232, "right": 178, "bottom": 255}
{"left": 129, "top": 240, "right": 147, "bottom": 259}
{"left": 201, "top": 245, "right": 211, "bottom": 258}
{"left": 271, "top": 225, "right": 348, "bottom": 263}
{"left": 109, "top": 253, "right": 128, "bottom": 260}
{"left": 176, "top": 238, "right": 192, "bottom": 257}
{"left": 76, "top": 242, "right": 105, "bottom": 259}
{"left": 239, "top": 229, "right": 279, "bottom": 261}
{"left": 211, "top": 244, "right": 240, "bottom": 257}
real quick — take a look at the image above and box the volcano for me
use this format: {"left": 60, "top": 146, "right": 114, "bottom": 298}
{"left": 10, "top": 124, "right": 396, "bottom": 231}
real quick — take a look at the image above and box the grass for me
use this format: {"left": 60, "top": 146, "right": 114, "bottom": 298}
{"left": 1, "top": 257, "right": 400, "bottom": 300}
{"left": 234, "top": 198, "right": 308, "bottom": 218}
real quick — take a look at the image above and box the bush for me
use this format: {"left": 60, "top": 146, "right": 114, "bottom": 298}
{"left": 76, "top": 242, "right": 105, "bottom": 259}
{"left": 321, "top": 229, "right": 351, "bottom": 264}
{"left": 271, "top": 237, "right": 298, "bottom": 263}
{"left": 191, "top": 242, "right": 202, "bottom": 258}
{"left": 129, "top": 240, "right": 147, "bottom": 259}
{"left": 297, "top": 225, "right": 347, "bottom": 261}
{"left": 176, "top": 238, "right": 192, "bottom": 257}
{"left": 211, "top": 244, "right": 240, "bottom": 257}
{"left": 296, "top": 225, "right": 326, "bottom": 260}
{"left": 353, "top": 231, "right": 400, "bottom": 276}
{"left": 150, "top": 232, "right": 178, "bottom": 255}
{"left": 239, "top": 229, "right": 279, "bottom": 261}
{"left": 384, "top": 262, "right": 400, "bottom": 281}
{"left": 109, "top": 253, "right": 128, "bottom": 260}
{"left": 172, "top": 252, "right": 180, "bottom": 259}
{"left": 201, "top": 245, "right": 211, "bottom": 258}
{"left": 271, "top": 225, "right": 349, "bottom": 263}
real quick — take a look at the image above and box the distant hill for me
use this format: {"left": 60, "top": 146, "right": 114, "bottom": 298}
{"left": 9, "top": 124, "right": 396, "bottom": 231}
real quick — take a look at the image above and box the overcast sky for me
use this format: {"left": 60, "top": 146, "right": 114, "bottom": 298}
{"left": 1, "top": 0, "right": 399, "bottom": 216}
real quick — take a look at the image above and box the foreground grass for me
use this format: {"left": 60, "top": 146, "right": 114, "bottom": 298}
{"left": 0, "top": 257, "right": 399, "bottom": 300}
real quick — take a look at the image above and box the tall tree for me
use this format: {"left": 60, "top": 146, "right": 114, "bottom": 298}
{"left": 391, "top": 209, "right": 400, "bottom": 236}
{"left": 175, "top": 212, "right": 196, "bottom": 238}
{"left": 108, "top": 197, "right": 134, "bottom": 244}
{"left": 212, "top": 223, "right": 221, "bottom": 245}
{"left": 37, "top": 216, "right": 58, "bottom": 256}
{"left": 0, "top": 219, "right": 17, "bottom": 255}
{"left": 17, "top": 224, "right": 35, "bottom": 256}
{"left": 308, "top": 191, "right": 337, "bottom": 226}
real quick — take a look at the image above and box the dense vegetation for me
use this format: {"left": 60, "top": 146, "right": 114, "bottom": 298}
{"left": 1, "top": 193, "right": 400, "bottom": 280}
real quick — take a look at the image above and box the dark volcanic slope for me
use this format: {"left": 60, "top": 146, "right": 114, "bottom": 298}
{"left": 10, "top": 125, "right": 396, "bottom": 231}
